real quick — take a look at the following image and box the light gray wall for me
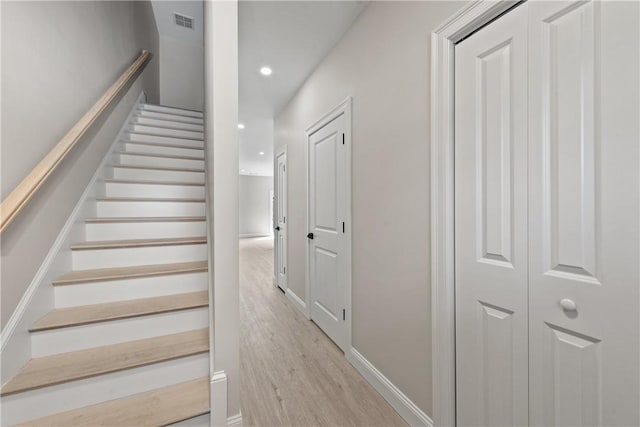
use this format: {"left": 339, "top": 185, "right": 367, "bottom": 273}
{"left": 159, "top": 35, "right": 204, "bottom": 111}
{"left": 239, "top": 175, "right": 273, "bottom": 236}
{"left": 1, "top": 0, "right": 160, "bottom": 328}
{"left": 274, "top": 1, "right": 464, "bottom": 417}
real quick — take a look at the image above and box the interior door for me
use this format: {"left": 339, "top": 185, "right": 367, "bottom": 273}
{"left": 528, "top": 1, "right": 639, "bottom": 425}
{"left": 454, "top": 4, "right": 529, "bottom": 426}
{"left": 308, "top": 113, "right": 347, "bottom": 351}
{"left": 275, "top": 150, "right": 287, "bottom": 291}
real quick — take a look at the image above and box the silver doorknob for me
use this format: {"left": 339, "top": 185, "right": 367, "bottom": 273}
{"left": 560, "top": 298, "right": 577, "bottom": 311}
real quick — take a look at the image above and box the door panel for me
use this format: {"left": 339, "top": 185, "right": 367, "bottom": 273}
{"left": 454, "top": 4, "right": 529, "bottom": 426}
{"left": 308, "top": 114, "right": 347, "bottom": 351}
{"left": 528, "top": 1, "right": 639, "bottom": 425}
{"left": 275, "top": 151, "right": 287, "bottom": 290}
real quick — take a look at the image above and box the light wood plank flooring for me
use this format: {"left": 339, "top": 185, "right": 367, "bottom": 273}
{"left": 240, "top": 237, "right": 407, "bottom": 427}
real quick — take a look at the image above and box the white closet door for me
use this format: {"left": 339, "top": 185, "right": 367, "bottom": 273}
{"left": 528, "top": 1, "right": 639, "bottom": 425}
{"left": 454, "top": 4, "right": 529, "bottom": 425}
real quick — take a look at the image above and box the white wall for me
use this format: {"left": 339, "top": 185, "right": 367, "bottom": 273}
{"left": 239, "top": 175, "right": 273, "bottom": 237}
{"left": 274, "top": 1, "right": 464, "bottom": 418}
{"left": 159, "top": 35, "right": 204, "bottom": 111}
{"left": 1, "top": 0, "right": 159, "bottom": 329}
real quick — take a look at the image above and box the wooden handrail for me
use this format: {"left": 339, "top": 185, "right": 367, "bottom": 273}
{"left": 0, "top": 50, "right": 152, "bottom": 233}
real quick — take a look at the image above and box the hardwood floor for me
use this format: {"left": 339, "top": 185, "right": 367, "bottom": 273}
{"left": 240, "top": 237, "right": 407, "bottom": 427}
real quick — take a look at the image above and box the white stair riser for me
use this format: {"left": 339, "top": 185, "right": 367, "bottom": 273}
{"left": 72, "top": 244, "right": 207, "bottom": 270}
{"left": 172, "top": 414, "right": 211, "bottom": 427}
{"left": 112, "top": 166, "right": 205, "bottom": 183}
{"left": 142, "top": 104, "right": 203, "bottom": 118}
{"left": 31, "top": 308, "right": 209, "bottom": 357}
{"left": 137, "top": 110, "right": 203, "bottom": 125}
{"left": 86, "top": 221, "right": 206, "bottom": 241}
{"left": 96, "top": 200, "right": 205, "bottom": 217}
{"left": 130, "top": 124, "right": 204, "bottom": 140}
{"left": 0, "top": 354, "right": 209, "bottom": 426}
{"left": 134, "top": 117, "right": 204, "bottom": 132}
{"left": 128, "top": 132, "right": 204, "bottom": 149}
{"left": 104, "top": 181, "right": 205, "bottom": 199}
{"left": 122, "top": 142, "right": 204, "bottom": 158}
{"left": 55, "top": 272, "right": 208, "bottom": 307}
{"left": 117, "top": 153, "right": 205, "bottom": 169}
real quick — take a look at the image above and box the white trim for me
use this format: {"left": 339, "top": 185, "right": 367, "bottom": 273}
{"left": 211, "top": 370, "right": 228, "bottom": 427}
{"left": 226, "top": 413, "right": 243, "bottom": 427}
{"left": 347, "top": 348, "right": 432, "bottom": 427}
{"left": 430, "top": 2, "right": 521, "bottom": 426}
{"left": 304, "top": 97, "right": 353, "bottom": 353}
{"left": 285, "top": 288, "right": 309, "bottom": 319}
{"left": 0, "top": 91, "right": 146, "bottom": 383}
{"left": 239, "top": 233, "right": 271, "bottom": 239}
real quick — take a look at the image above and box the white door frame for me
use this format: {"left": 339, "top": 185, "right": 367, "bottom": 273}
{"left": 305, "top": 97, "right": 353, "bottom": 352}
{"left": 274, "top": 146, "right": 288, "bottom": 291}
{"left": 430, "top": 1, "right": 522, "bottom": 426}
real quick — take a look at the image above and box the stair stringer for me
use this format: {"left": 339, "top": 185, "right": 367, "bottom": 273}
{"left": 0, "top": 92, "right": 147, "bottom": 385}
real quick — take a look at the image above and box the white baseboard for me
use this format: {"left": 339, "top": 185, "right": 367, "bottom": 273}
{"left": 227, "top": 413, "right": 243, "bottom": 427}
{"left": 0, "top": 92, "right": 147, "bottom": 383}
{"left": 211, "top": 370, "right": 228, "bottom": 427}
{"left": 285, "top": 288, "right": 309, "bottom": 319}
{"left": 347, "top": 348, "right": 433, "bottom": 427}
{"left": 239, "top": 233, "right": 271, "bottom": 239}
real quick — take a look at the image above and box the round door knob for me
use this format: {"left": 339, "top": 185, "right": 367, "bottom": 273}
{"left": 560, "top": 298, "right": 577, "bottom": 311}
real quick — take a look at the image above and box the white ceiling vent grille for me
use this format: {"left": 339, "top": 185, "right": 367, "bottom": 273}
{"left": 174, "top": 13, "right": 194, "bottom": 30}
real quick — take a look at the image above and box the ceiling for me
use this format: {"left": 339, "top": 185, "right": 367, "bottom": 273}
{"left": 151, "top": 1, "right": 204, "bottom": 44}
{"left": 239, "top": 1, "right": 368, "bottom": 176}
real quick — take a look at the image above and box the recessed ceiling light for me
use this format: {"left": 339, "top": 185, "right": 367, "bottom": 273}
{"left": 260, "top": 66, "right": 272, "bottom": 76}
{"left": 240, "top": 169, "right": 245, "bottom": 173}
{"left": 237, "top": 123, "right": 245, "bottom": 129}
{"left": 259, "top": 151, "right": 265, "bottom": 156}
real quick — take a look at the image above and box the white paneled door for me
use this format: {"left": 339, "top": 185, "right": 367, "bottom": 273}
{"left": 275, "top": 149, "right": 287, "bottom": 291}
{"left": 308, "top": 112, "right": 348, "bottom": 352}
{"left": 528, "top": 1, "right": 639, "bottom": 425}
{"left": 454, "top": 4, "right": 529, "bottom": 426}
{"left": 454, "top": 1, "right": 639, "bottom": 425}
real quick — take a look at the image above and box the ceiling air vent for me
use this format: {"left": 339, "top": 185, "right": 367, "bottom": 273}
{"left": 174, "top": 13, "right": 194, "bottom": 30}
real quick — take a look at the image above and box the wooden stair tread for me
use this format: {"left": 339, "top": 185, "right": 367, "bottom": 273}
{"left": 16, "top": 377, "right": 209, "bottom": 426}
{"left": 141, "top": 105, "right": 204, "bottom": 118}
{"left": 31, "top": 291, "right": 209, "bottom": 332}
{"left": 104, "top": 178, "right": 205, "bottom": 186}
{"left": 135, "top": 117, "right": 205, "bottom": 128}
{"left": 53, "top": 261, "right": 208, "bottom": 285}
{"left": 71, "top": 236, "right": 206, "bottom": 250}
{"left": 96, "top": 197, "right": 205, "bottom": 202}
{"left": 129, "top": 122, "right": 204, "bottom": 134}
{"left": 121, "top": 140, "right": 204, "bottom": 151}
{"left": 117, "top": 151, "right": 204, "bottom": 161}
{"left": 111, "top": 164, "right": 205, "bottom": 173}
{"left": 0, "top": 329, "right": 209, "bottom": 396}
{"left": 86, "top": 216, "right": 206, "bottom": 223}
{"left": 128, "top": 131, "right": 204, "bottom": 142}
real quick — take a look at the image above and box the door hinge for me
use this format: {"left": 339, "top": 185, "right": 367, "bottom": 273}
{"left": 342, "top": 222, "right": 345, "bottom": 233}
{"left": 343, "top": 309, "right": 346, "bottom": 321}
{"left": 342, "top": 133, "right": 345, "bottom": 145}
{"left": 284, "top": 216, "right": 286, "bottom": 223}
{"left": 284, "top": 266, "right": 286, "bottom": 274}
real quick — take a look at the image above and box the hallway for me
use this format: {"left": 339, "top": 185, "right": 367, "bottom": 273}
{"left": 239, "top": 237, "right": 407, "bottom": 426}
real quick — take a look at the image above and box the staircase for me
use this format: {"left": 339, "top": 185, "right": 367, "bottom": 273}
{"left": 0, "top": 104, "right": 212, "bottom": 426}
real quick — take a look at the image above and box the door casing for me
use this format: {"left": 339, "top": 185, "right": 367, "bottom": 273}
{"left": 430, "top": 1, "right": 526, "bottom": 426}
{"left": 305, "top": 97, "right": 353, "bottom": 353}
